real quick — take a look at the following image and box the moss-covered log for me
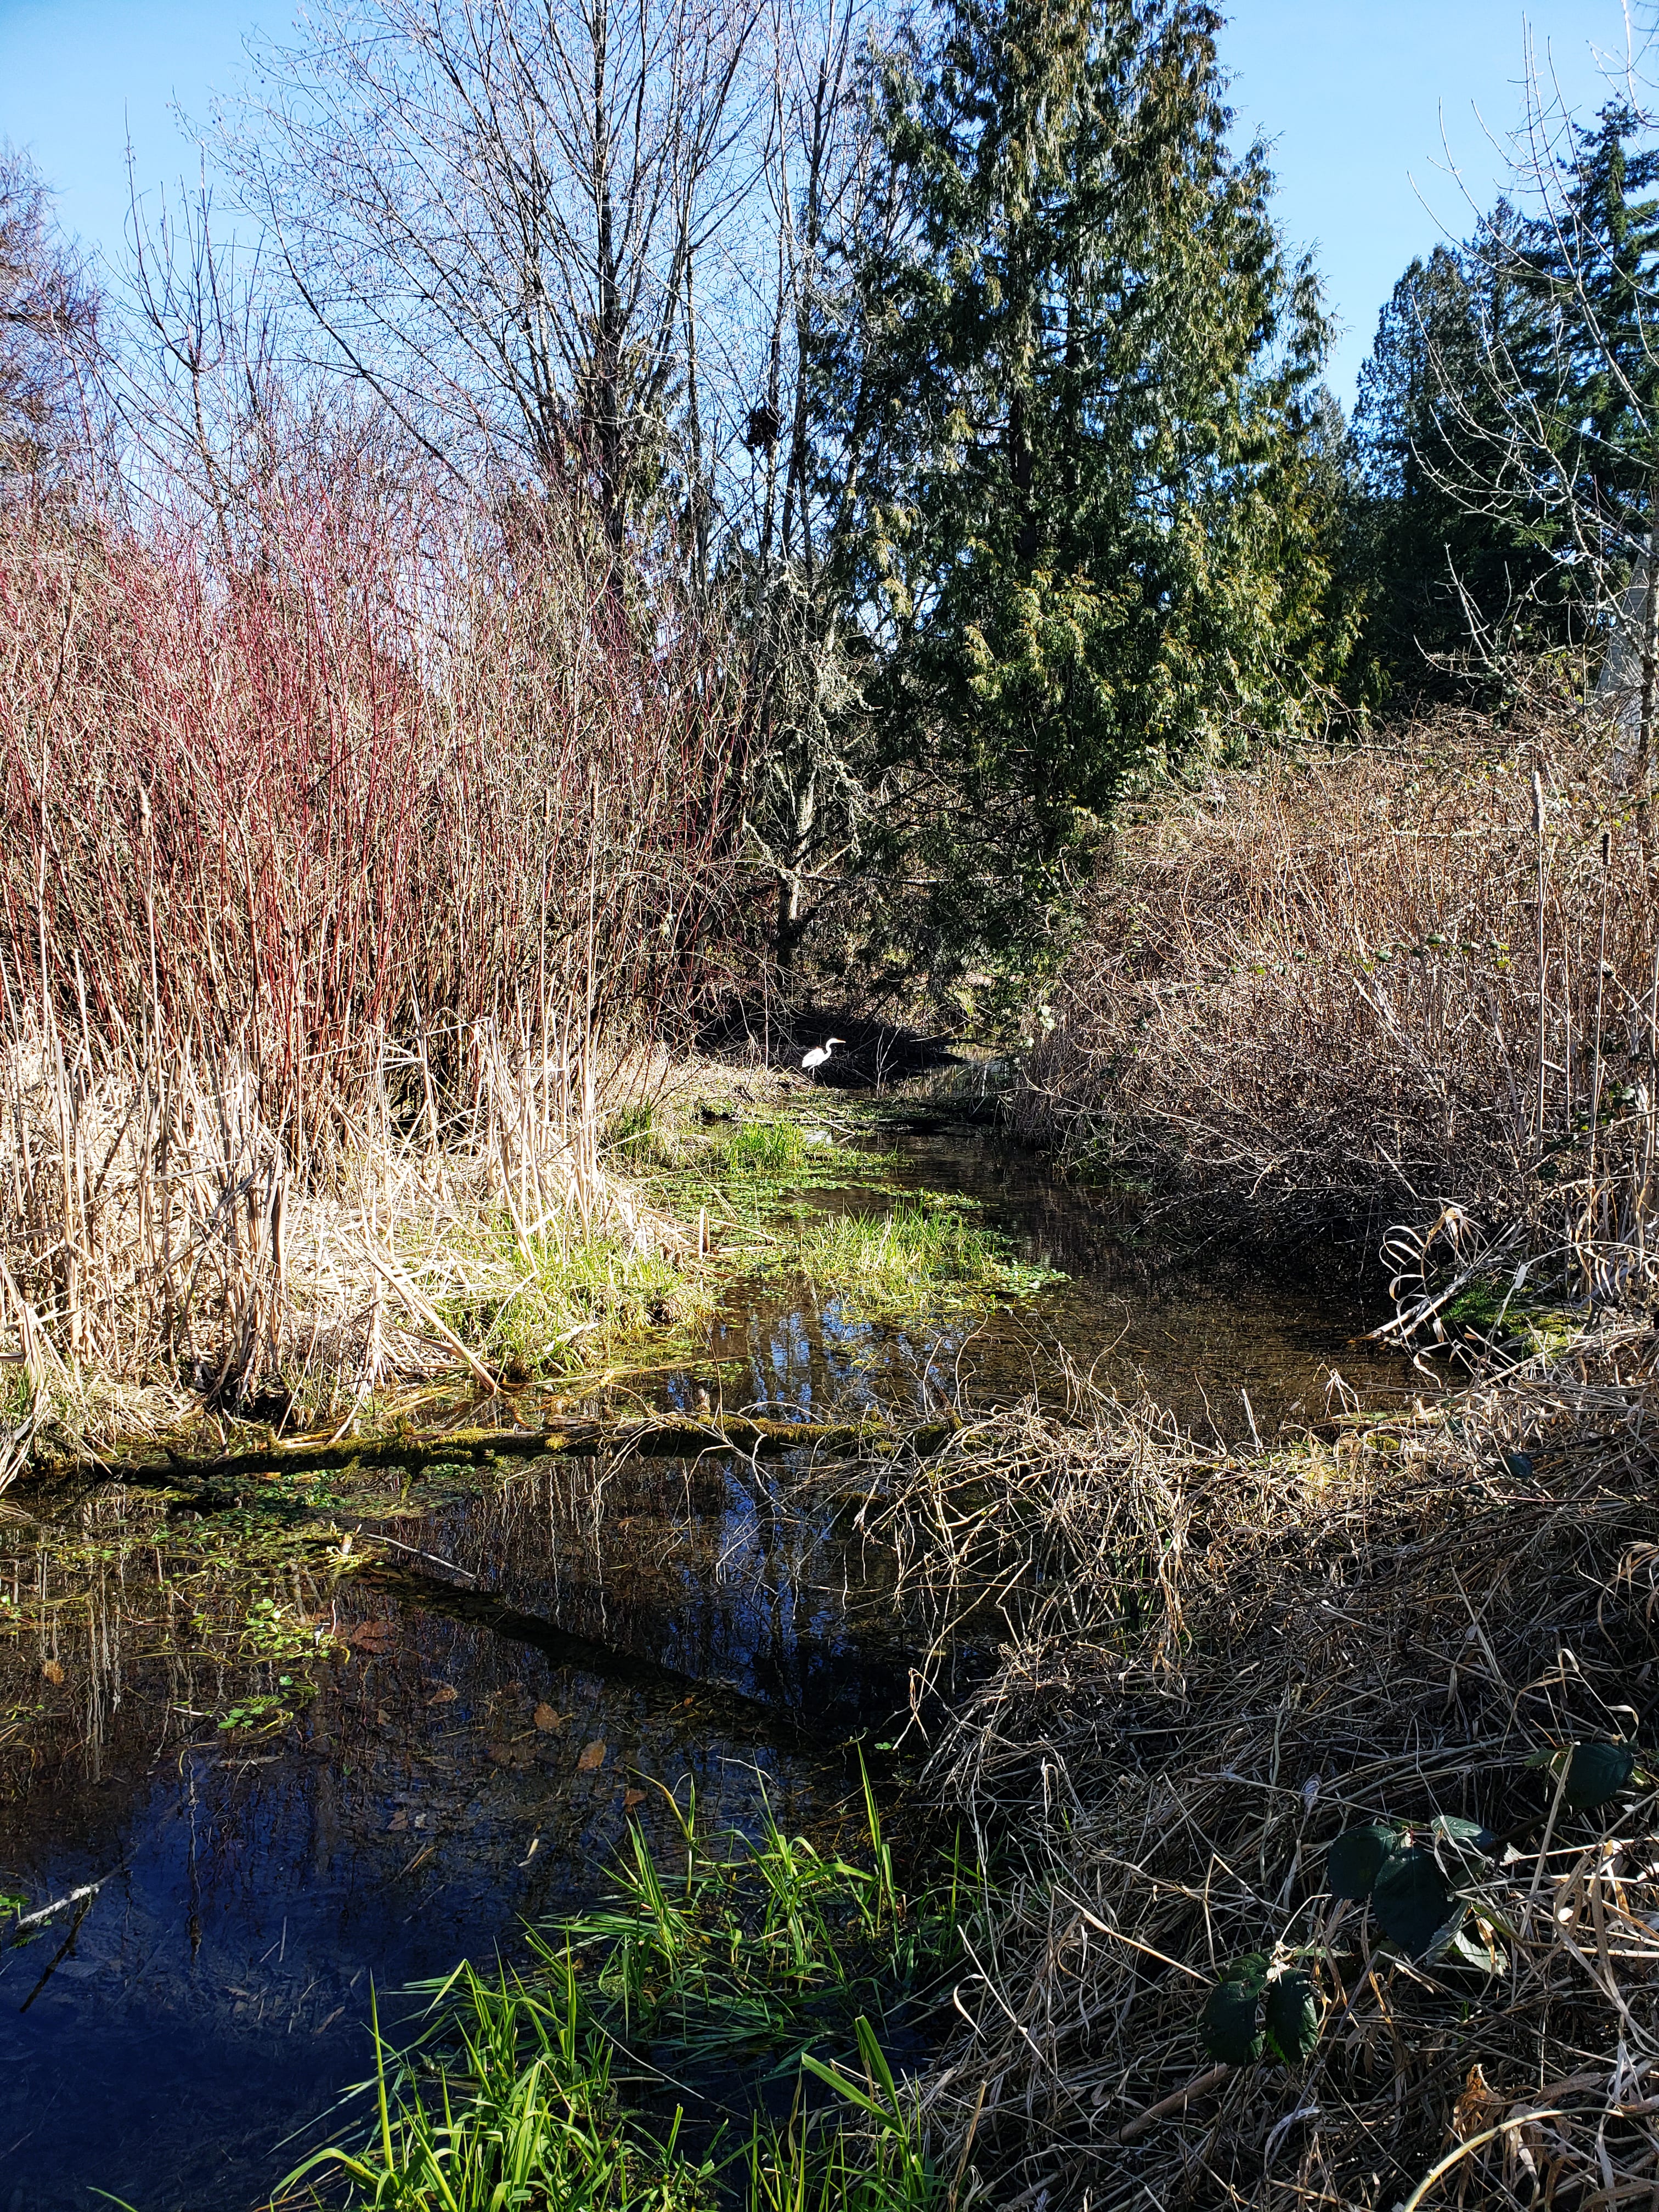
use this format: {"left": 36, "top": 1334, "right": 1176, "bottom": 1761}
{"left": 30, "top": 1412, "right": 961, "bottom": 1489}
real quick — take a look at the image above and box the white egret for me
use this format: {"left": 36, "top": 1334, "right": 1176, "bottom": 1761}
{"left": 800, "top": 1036, "right": 846, "bottom": 1078}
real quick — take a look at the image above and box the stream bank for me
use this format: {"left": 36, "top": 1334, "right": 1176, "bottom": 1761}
{"left": 0, "top": 1111, "right": 1415, "bottom": 2209}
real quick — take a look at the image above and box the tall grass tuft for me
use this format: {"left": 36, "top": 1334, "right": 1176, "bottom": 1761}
{"left": 786, "top": 1203, "right": 1059, "bottom": 1316}
{"left": 544, "top": 1772, "right": 957, "bottom": 2082}
{"left": 283, "top": 1967, "right": 710, "bottom": 2210}
{"left": 285, "top": 1778, "right": 955, "bottom": 2210}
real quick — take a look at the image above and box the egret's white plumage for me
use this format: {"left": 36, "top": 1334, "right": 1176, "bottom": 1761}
{"left": 800, "top": 1036, "right": 845, "bottom": 1076}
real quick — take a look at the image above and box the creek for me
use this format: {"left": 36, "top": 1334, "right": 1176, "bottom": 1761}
{"left": 0, "top": 1121, "right": 1410, "bottom": 2211}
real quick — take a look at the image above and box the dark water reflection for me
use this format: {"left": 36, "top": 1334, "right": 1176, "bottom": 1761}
{"left": 0, "top": 1479, "right": 850, "bottom": 2211}
{"left": 0, "top": 1126, "right": 1407, "bottom": 2210}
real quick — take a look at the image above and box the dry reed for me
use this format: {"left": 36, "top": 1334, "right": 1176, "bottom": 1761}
{"left": 0, "top": 469, "right": 749, "bottom": 1436}
{"left": 859, "top": 1350, "right": 1659, "bottom": 2207}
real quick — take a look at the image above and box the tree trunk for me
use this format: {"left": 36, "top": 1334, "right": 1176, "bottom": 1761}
{"left": 28, "top": 1412, "right": 963, "bottom": 1489}
{"left": 1639, "top": 476, "right": 1659, "bottom": 871}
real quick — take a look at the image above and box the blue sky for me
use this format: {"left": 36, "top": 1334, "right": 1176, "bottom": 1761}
{"left": 0, "top": 0, "right": 1633, "bottom": 406}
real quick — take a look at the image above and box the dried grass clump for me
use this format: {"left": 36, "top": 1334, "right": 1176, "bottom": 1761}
{"left": 880, "top": 1347, "right": 1659, "bottom": 2208}
{"left": 0, "top": 1020, "right": 697, "bottom": 1455}
{"left": 1014, "top": 712, "right": 1659, "bottom": 1305}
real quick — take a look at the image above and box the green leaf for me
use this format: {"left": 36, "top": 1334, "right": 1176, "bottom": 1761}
{"left": 1326, "top": 1823, "right": 1404, "bottom": 1901}
{"left": 1430, "top": 1813, "right": 1497, "bottom": 1864}
{"left": 1262, "top": 1970, "right": 1319, "bottom": 2064}
{"left": 1370, "top": 1847, "right": 1457, "bottom": 1957}
{"left": 1563, "top": 1741, "right": 1636, "bottom": 1812}
{"left": 802, "top": 2024, "right": 909, "bottom": 2140}
{"left": 1198, "top": 1953, "right": 1267, "bottom": 2066}
{"left": 853, "top": 2016, "right": 900, "bottom": 2109}
{"left": 1445, "top": 1927, "right": 1501, "bottom": 1972}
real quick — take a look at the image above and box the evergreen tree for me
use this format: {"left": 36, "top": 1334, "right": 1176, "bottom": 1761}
{"left": 1517, "top": 101, "right": 1659, "bottom": 575}
{"left": 1350, "top": 229, "right": 1560, "bottom": 701}
{"left": 1354, "top": 97, "right": 1659, "bottom": 748}
{"left": 826, "top": 0, "right": 1349, "bottom": 979}
{"left": 1526, "top": 98, "right": 1659, "bottom": 821}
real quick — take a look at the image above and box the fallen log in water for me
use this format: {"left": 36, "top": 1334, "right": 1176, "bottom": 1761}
{"left": 357, "top": 1559, "right": 803, "bottom": 1728}
{"left": 28, "top": 1412, "right": 962, "bottom": 1490}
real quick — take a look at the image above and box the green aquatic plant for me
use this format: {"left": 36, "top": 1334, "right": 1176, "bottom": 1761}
{"left": 547, "top": 1768, "right": 960, "bottom": 2078}
{"left": 638, "top": 1116, "right": 890, "bottom": 1252}
{"left": 769, "top": 2017, "right": 936, "bottom": 2211}
{"left": 217, "top": 1686, "right": 306, "bottom": 1731}
{"left": 293, "top": 1776, "right": 957, "bottom": 2210}
{"left": 785, "top": 1201, "right": 1062, "bottom": 1318}
{"left": 612, "top": 1103, "right": 1059, "bottom": 1344}
{"left": 243, "top": 1594, "right": 342, "bottom": 1662}
{"left": 284, "top": 1968, "right": 711, "bottom": 2210}
{"left": 427, "top": 1212, "right": 710, "bottom": 1379}
{"left": 720, "top": 1120, "right": 812, "bottom": 1178}
{"left": 0, "top": 1492, "right": 363, "bottom": 1757}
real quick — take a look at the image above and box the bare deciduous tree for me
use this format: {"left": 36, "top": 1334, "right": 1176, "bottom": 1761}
{"left": 224, "top": 0, "right": 763, "bottom": 541}
{"left": 211, "top": 0, "right": 898, "bottom": 979}
{"left": 729, "top": 0, "right": 893, "bottom": 973}
{"left": 117, "top": 167, "right": 281, "bottom": 551}
{"left": 0, "top": 146, "right": 100, "bottom": 494}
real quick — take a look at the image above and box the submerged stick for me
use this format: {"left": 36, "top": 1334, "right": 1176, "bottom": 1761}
{"left": 8, "top": 1869, "right": 125, "bottom": 1938}
{"left": 32, "top": 1412, "right": 961, "bottom": 1489}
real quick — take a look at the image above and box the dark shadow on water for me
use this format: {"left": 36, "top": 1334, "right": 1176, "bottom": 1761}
{"left": 0, "top": 1476, "right": 862, "bottom": 2210}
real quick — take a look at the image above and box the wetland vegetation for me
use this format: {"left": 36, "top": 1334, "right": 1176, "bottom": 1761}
{"left": 4, "top": 0, "right": 1659, "bottom": 2206}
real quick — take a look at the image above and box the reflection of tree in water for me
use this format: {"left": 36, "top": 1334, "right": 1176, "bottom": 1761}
{"left": 0, "top": 1480, "right": 843, "bottom": 2209}
{"left": 427, "top": 1453, "right": 912, "bottom": 1728}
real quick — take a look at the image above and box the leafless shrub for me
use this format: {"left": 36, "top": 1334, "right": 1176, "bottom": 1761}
{"left": 1013, "top": 709, "right": 1659, "bottom": 1316}
{"left": 0, "top": 454, "right": 748, "bottom": 1425}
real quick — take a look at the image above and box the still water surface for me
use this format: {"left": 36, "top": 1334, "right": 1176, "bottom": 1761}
{"left": 0, "top": 1126, "right": 1408, "bottom": 2209}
